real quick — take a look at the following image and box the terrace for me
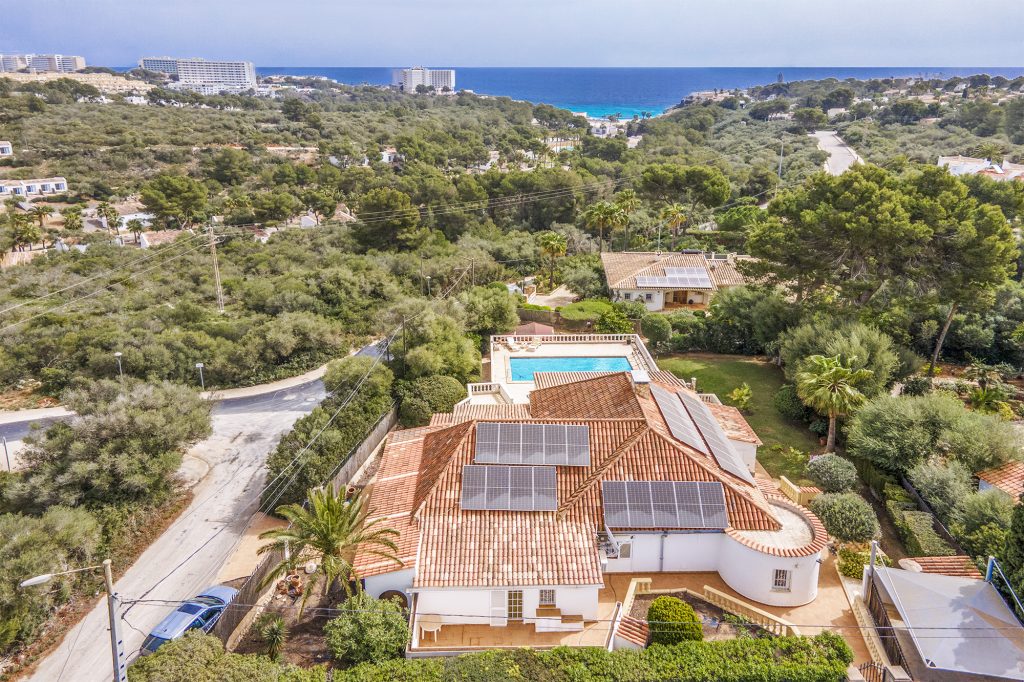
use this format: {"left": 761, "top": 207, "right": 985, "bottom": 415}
{"left": 475, "top": 334, "right": 660, "bottom": 403}
{"left": 408, "top": 553, "right": 871, "bottom": 663}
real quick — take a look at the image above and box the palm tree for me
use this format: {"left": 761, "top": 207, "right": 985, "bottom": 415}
{"left": 658, "top": 203, "right": 688, "bottom": 251}
{"left": 258, "top": 487, "right": 400, "bottom": 614}
{"left": 61, "top": 207, "right": 83, "bottom": 233}
{"left": 96, "top": 202, "right": 121, "bottom": 239}
{"left": 537, "top": 231, "right": 567, "bottom": 290}
{"left": 257, "top": 614, "right": 288, "bottom": 660}
{"left": 614, "top": 189, "right": 641, "bottom": 249}
{"left": 126, "top": 218, "right": 146, "bottom": 244}
{"left": 795, "top": 354, "right": 874, "bottom": 453}
{"left": 11, "top": 214, "right": 42, "bottom": 251}
{"left": 28, "top": 205, "right": 53, "bottom": 228}
{"left": 582, "top": 201, "right": 626, "bottom": 253}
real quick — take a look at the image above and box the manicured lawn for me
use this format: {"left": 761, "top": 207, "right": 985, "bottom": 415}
{"left": 658, "top": 353, "right": 819, "bottom": 484}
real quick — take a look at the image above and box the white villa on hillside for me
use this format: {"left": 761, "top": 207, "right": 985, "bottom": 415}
{"left": 355, "top": 338, "right": 827, "bottom": 654}
{"left": 938, "top": 155, "right": 1024, "bottom": 182}
{"left": 0, "top": 176, "right": 67, "bottom": 197}
{"left": 0, "top": 141, "right": 12, "bottom": 157}
{"left": 600, "top": 251, "right": 750, "bottom": 312}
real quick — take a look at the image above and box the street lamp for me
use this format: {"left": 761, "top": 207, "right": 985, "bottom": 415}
{"left": 113, "top": 351, "right": 123, "bottom": 381}
{"left": 195, "top": 362, "right": 205, "bottom": 391}
{"left": 21, "top": 559, "right": 126, "bottom": 682}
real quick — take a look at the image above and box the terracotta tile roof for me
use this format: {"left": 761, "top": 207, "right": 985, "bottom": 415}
{"left": 649, "top": 370, "right": 687, "bottom": 388}
{"left": 601, "top": 252, "right": 717, "bottom": 290}
{"left": 724, "top": 496, "right": 828, "bottom": 558}
{"left": 977, "top": 460, "right": 1024, "bottom": 500}
{"left": 530, "top": 372, "right": 645, "bottom": 420}
{"left": 617, "top": 616, "right": 650, "bottom": 646}
{"left": 533, "top": 371, "right": 615, "bottom": 389}
{"left": 707, "top": 257, "right": 750, "bottom": 287}
{"left": 707, "top": 404, "right": 762, "bottom": 445}
{"left": 359, "top": 374, "right": 798, "bottom": 588}
{"left": 433, "top": 403, "right": 532, "bottom": 424}
{"left": 903, "top": 556, "right": 983, "bottom": 580}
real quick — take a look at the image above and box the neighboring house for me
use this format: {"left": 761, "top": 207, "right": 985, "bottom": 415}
{"left": 600, "top": 251, "right": 749, "bottom": 312}
{"left": 355, "top": 371, "right": 828, "bottom": 653}
{"left": 938, "top": 155, "right": 1024, "bottom": 182}
{"left": 117, "top": 212, "right": 156, "bottom": 229}
{"left": 0, "top": 177, "right": 68, "bottom": 197}
{"left": 0, "top": 141, "right": 12, "bottom": 157}
{"left": 139, "top": 230, "right": 186, "bottom": 249}
{"left": 977, "top": 460, "right": 1024, "bottom": 501}
{"left": 864, "top": 563, "right": 1024, "bottom": 682}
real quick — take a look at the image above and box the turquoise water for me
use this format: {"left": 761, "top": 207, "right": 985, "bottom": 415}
{"left": 254, "top": 66, "right": 1024, "bottom": 118}
{"left": 510, "top": 356, "right": 632, "bottom": 382}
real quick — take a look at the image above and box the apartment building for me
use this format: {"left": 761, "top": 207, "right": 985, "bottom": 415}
{"left": 0, "top": 141, "right": 12, "bottom": 157}
{"left": 392, "top": 66, "right": 456, "bottom": 92}
{"left": 0, "top": 177, "right": 68, "bottom": 197}
{"left": 140, "top": 57, "right": 257, "bottom": 94}
{"left": 0, "top": 53, "right": 85, "bottom": 73}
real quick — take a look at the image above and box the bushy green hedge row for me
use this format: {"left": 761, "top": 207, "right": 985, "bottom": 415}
{"left": 334, "top": 634, "right": 853, "bottom": 682}
{"left": 886, "top": 502, "right": 956, "bottom": 557}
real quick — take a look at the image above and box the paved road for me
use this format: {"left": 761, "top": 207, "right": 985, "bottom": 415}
{"left": 22, "top": 377, "right": 328, "bottom": 682}
{"left": 809, "top": 130, "right": 862, "bottom": 175}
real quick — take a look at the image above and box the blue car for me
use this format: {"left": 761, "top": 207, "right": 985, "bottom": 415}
{"left": 140, "top": 585, "right": 238, "bottom": 655}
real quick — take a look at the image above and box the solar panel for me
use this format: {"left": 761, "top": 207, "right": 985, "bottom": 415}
{"left": 601, "top": 481, "right": 728, "bottom": 529}
{"left": 651, "top": 384, "right": 709, "bottom": 455}
{"left": 678, "top": 392, "right": 756, "bottom": 484}
{"left": 473, "top": 423, "right": 590, "bottom": 466}
{"left": 635, "top": 270, "right": 714, "bottom": 290}
{"left": 461, "top": 465, "right": 558, "bottom": 511}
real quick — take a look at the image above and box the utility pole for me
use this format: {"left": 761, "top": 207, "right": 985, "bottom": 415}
{"left": 103, "top": 559, "right": 127, "bottom": 682}
{"left": 775, "top": 138, "right": 785, "bottom": 197}
{"left": 2, "top": 437, "right": 9, "bottom": 472}
{"left": 207, "top": 224, "right": 225, "bottom": 314}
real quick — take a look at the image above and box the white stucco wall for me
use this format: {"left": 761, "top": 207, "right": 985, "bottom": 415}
{"left": 718, "top": 537, "right": 821, "bottom": 607}
{"left": 613, "top": 288, "right": 664, "bottom": 312}
{"left": 414, "top": 585, "right": 602, "bottom": 626}
{"left": 363, "top": 568, "right": 415, "bottom": 599}
{"left": 729, "top": 439, "right": 758, "bottom": 472}
{"left": 606, "top": 530, "right": 820, "bottom": 607}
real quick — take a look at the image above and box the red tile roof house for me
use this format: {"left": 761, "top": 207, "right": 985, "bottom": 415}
{"left": 600, "top": 251, "right": 750, "bottom": 312}
{"left": 355, "top": 372, "right": 828, "bottom": 653}
{"left": 977, "top": 460, "right": 1024, "bottom": 502}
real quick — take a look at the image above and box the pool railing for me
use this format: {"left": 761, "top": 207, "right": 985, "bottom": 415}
{"left": 491, "top": 334, "right": 658, "bottom": 373}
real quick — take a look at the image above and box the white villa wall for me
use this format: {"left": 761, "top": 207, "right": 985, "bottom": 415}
{"left": 729, "top": 439, "right": 758, "bottom": 472}
{"left": 414, "top": 585, "right": 600, "bottom": 626}
{"left": 613, "top": 288, "right": 664, "bottom": 311}
{"left": 718, "top": 538, "right": 821, "bottom": 607}
{"left": 607, "top": 531, "right": 819, "bottom": 607}
{"left": 363, "top": 568, "right": 415, "bottom": 599}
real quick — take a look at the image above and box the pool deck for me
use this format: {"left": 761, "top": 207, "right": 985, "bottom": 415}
{"left": 484, "top": 334, "right": 657, "bottom": 403}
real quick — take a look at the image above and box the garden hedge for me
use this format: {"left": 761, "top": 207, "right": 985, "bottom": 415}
{"left": 333, "top": 634, "right": 854, "bottom": 682}
{"left": 886, "top": 502, "right": 956, "bottom": 557}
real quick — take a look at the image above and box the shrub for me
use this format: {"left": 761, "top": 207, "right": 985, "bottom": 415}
{"left": 806, "top": 454, "right": 858, "bottom": 493}
{"left": 901, "top": 375, "right": 933, "bottom": 396}
{"left": 779, "top": 319, "right": 901, "bottom": 397}
{"left": 396, "top": 375, "right": 466, "bottom": 426}
{"left": 595, "top": 308, "right": 635, "bottom": 334}
{"left": 558, "top": 299, "right": 612, "bottom": 322}
{"left": 887, "top": 504, "right": 956, "bottom": 557}
{"left": 641, "top": 314, "right": 672, "bottom": 349}
{"left": 727, "top": 383, "right": 753, "bottom": 412}
{"left": 323, "top": 592, "right": 409, "bottom": 666}
{"left": 846, "top": 393, "right": 1019, "bottom": 475}
{"left": 647, "top": 596, "right": 702, "bottom": 644}
{"left": 837, "top": 545, "right": 892, "bottom": 578}
{"left": 773, "top": 384, "right": 812, "bottom": 422}
{"left": 882, "top": 483, "right": 916, "bottom": 511}
{"left": 907, "top": 461, "right": 973, "bottom": 525}
{"left": 255, "top": 613, "right": 288, "bottom": 661}
{"left": 324, "top": 356, "right": 394, "bottom": 400}
{"left": 809, "top": 493, "right": 879, "bottom": 542}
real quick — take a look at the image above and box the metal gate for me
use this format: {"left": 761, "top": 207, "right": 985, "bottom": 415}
{"left": 858, "top": 662, "right": 894, "bottom": 682}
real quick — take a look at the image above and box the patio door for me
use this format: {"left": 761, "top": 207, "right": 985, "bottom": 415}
{"left": 489, "top": 590, "right": 507, "bottom": 626}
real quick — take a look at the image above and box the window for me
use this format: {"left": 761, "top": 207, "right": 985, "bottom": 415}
{"left": 618, "top": 542, "right": 632, "bottom": 559}
{"left": 645, "top": 293, "right": 652, "bottom": 301}
{"left": 623, "top": 292, "right": 631, "bottom": 300}
{"left": 539, "top": 589, "right": 555, "bottom": 607}
{"left": 772, "top": 569, "right": 791, "bottom": 591}
{"left": 507, "top": 590, "right": 524, "bottom": 620}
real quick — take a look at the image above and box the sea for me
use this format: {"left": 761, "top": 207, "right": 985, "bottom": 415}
{"left": 256, "top": 67, "right": 1024, "bottom": 119}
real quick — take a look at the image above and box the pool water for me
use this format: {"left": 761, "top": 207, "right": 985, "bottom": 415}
{"left": 509, "top": 356, "right": 633, "bottom": 382}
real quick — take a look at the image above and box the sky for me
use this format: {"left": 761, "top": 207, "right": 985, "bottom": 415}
{"left": 2, "top": 0, "right": 1023, "bottom": 68}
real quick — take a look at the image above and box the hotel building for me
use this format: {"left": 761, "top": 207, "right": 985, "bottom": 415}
{"left": 0, "top": 54, "right": 85, "bottom": 73}
{"left": 139, "top": 57, "right": 257, "bottom": 94}
{"left": 392, "top": 66, "right": 456, "bottom": 92}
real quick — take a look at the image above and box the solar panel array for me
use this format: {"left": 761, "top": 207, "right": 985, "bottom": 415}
{"left": 474, "top": 422, "right": 590, "bottom": 466}
{"left": 461, "top": 464, "right": 557, "bottom": 511}
{"left": 635, "top": 266, "right": 713, "bottom": 290}
{"left": 678, "top": 392, "right": 756, "bottom": 484}
{"left": 650, "top": 384, "right": 709, "bottom": 455}
{"left": 601, "top": 480, "right": 728, "bottom": 528}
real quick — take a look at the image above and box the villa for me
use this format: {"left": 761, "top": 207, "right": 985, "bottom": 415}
{"left": 600, "top": 251, "right": 749, "bottom": 312}
{"left": 0, "top": 176, "right": 68, "bottom": 197}
{"left": 0, "top": 141, "right": 12, "bottom": 157}
{"left": 355, "top": 335, "right": 830, "bottom": 655}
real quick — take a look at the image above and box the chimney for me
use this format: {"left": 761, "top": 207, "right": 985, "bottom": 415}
{"left": 690, "top": 377, "right": 698, "bottom": 392}
{"left": 631, "top": 369, "right": 651, "bottom": 399}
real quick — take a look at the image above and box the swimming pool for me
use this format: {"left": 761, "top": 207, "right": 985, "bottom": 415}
{"left": 509, "top": 356, "right": 633, "bottom": 382}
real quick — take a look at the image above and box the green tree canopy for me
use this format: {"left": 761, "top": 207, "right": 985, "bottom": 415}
{"left": 140, "top": 174, "right": 210, "bottom": 229}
